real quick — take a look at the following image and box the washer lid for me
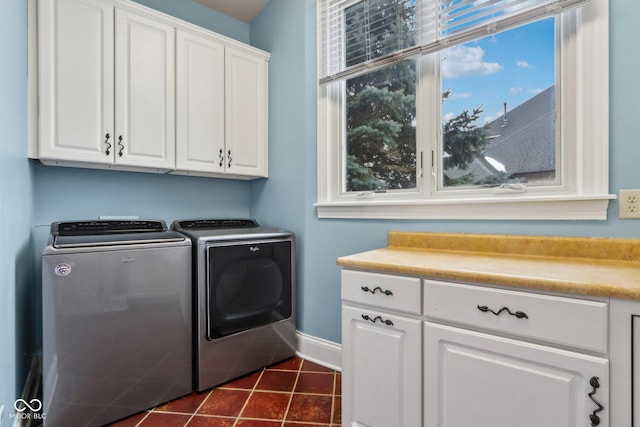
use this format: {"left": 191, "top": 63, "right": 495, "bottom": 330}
{"left": 50, "top": 220, "right": 186, "bottom": 248}
{"left": 56, "top": 220, "right": 166, "bottom": 236}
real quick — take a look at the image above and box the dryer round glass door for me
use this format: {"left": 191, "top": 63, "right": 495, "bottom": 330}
{"left": 206, "top": 239, "right": 293, "bottom": 339}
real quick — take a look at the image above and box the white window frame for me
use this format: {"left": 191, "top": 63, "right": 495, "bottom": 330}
{"left": 316, "top": 0, "right": 613, "bottom": 220}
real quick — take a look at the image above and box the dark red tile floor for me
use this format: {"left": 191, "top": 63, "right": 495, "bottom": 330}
{"left": 108, "top": 357, "right": 341, "bottom": 427}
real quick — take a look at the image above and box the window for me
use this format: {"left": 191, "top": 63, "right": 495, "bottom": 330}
{"left": 441, "top": 18, "right": 556, "bottom": 189}
{"left": 345, "top": 59, "right": 417, "bottom": 192}
{"left": 316, "top": 0, "right": 612, "bottom": 220}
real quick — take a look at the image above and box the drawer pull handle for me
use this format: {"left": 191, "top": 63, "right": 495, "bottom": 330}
{"left": 588, "top": 376, "right": 604, "bottom": 426}
{"left": 361, "top": 286, "right": 393, "bottom": 296}
{"left": 477, "top": 305, "right": 528, "bottom": 319}
{"left": 361, "top": 314, "right": 393, "bottom": 326}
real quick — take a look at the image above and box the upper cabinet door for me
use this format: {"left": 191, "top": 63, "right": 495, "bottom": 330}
{"left": 175, "top": 30, "right": 225, "bottom": 174}
{"left": 38, "top": 0, "right": 114, "bottom": 164}
{"left": 114, "top": 8, "right": 175, "bottom": 170}
{"left": 225, "top": 46, "right": 269, "bottom": 178}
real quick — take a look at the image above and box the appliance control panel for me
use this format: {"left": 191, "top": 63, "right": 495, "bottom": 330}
{"left": 176, "top": 219, "right": 259, "bottom": 230}
{"left": 56, "top": 220, "right": 166, "bottom": 236}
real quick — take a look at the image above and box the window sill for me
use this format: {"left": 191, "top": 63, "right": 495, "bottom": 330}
{"left": 315, "top": 194, "right": 616, "bottom": 220}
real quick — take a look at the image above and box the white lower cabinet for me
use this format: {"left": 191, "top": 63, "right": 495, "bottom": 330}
{"left": 342, "top": 304, "right": 422, "bottom": 427}
{"left": 607, "top": 299, "right": 640, "bottom": 427}
{"left": 341, "top": 269, "right": 612, "bottom": 427}
{"left": 341, "top": 269, "right": 422, "bottom": 427}
{"left": 632, "top": 315, "right": 640, "bottom": 427}
{"left": 424, "top": 322, "right": 608, "bottom": 427}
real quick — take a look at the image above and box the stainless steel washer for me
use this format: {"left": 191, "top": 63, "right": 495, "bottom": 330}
{"left": 173, "top": 219, "right": 296, "bottom": 391}
{"left": 42, "top": 220, "right": 192, "bottom": 427}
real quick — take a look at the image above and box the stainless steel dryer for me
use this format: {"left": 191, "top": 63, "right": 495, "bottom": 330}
{"left": 173, "top": 219, "right": 296, "bottom": 391}
{"left": 42, "top": 220, "right": 192, "bottom": 427}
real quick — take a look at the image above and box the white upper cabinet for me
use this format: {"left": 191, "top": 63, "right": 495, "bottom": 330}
{"left": 38, "top": 0, "right": 175, "bottom": 171}
{"left": 175, "top": 30, "right": 225, "bottom": 174}
{"left": 38, "top": 0, "right": 114, "bottom": 165}
{"left": 114, "top": 8, "right": 175, "bottom": 170}
{"left": 34, "top": 0, "right": 269, "bottom": 178}
{"left": 174, "top": 34, "right": 269, "bottom": 179}
{"left": 224, "top": 46, "right": 269, "bottom": 178}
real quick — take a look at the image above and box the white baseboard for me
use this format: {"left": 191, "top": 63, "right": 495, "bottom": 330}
{"left": 295, "top": 331, "right": 342, "bottom": 372}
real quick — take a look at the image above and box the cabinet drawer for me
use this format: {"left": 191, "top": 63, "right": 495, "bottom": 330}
{"left": 342, "top": 270, "right": 421, "bottom": 315}
{"left": 424, "top": 280, "right": 608, "bottom": 353}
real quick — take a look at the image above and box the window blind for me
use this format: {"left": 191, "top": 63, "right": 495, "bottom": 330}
{"left": 319, "top": 0, "right": 589, "bottom": 84}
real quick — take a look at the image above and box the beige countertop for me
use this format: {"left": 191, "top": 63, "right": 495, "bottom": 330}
{"left": 336, "top": 232, "right": 640, "bottom": 300}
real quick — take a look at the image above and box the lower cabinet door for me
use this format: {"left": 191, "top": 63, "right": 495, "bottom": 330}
{"left": 633, "top": 315, "right": 640, "bottom": 427}
{"left": 342, "top": 304, "right": 422, "bottom": 427}
{"left": 424, "top": 322, "right": 609, "bottom": 427}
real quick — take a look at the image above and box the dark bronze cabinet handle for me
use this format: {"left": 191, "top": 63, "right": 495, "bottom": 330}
{"left": 105, "top": 133, "right": 111, "bottom": 155}
{"left": 588, "top": 376, "right": 604, "bottom": 426}
{"left": 361, "top": 286, "right": 393, "bottom": 296}
{"left": 361, "top": 314, "right": 393, "bottom": 326}
{"left": 219, "top": 148, "right": 224, "bottom": 167}
{"left": 117, "top": 135, "right": 124, "bottom": 157}
{"left": 477, "top": 305, "right": 528, "bottom": 319}
{"left": 228, "top": 149, "right": 232, "bottom": 168}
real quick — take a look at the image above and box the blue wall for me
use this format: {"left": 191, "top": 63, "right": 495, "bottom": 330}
{"left": 250, "top": 0, "right": 313, "bottom": 333}
{"left": 1, "top": 0, "right": 34, "bottom": 420}
{"left": 133, "top": 0, "right": 251, "bottom": 43}
{"left": 251, "top": 0, "right": 640, "bottom": 343}
{"left": 2, "top": 0, "right": 640, "bottom": 422}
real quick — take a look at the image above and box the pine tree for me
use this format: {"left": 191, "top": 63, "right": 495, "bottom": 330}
{"left": 344, "top": 0, "right": 497, "bottom": 191}
{"left": 344, "top": 0, "right": 416, "bottom": 191}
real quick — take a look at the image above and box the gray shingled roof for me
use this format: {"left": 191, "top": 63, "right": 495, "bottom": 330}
{"left": 444, "top": 86, "right": 556, "bottom": 182}
{"left": 484, "top": 86, "right": 556, "bottom": 175}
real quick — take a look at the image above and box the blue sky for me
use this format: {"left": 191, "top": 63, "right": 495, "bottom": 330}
{"left": 441, "top": 17, "right": 555, "bottom": 125}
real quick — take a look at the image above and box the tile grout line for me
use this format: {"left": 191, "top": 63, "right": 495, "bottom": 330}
{"left": 279, "top": 360, "right": 303, "bottom": 427}
{"left": 133, "top": 410, "right": 152, "bottom": 427}
{"left": 231, "top": 368, "right": 266, "bottom": 427}
{"left": 126, "top": 357, "right": 339, "bottom": 426}
{"left": 329, "top": 371, "right": 336, "bottom": 427}
{"left": 182, "top": 387, "right": 214, "bottom": 427}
